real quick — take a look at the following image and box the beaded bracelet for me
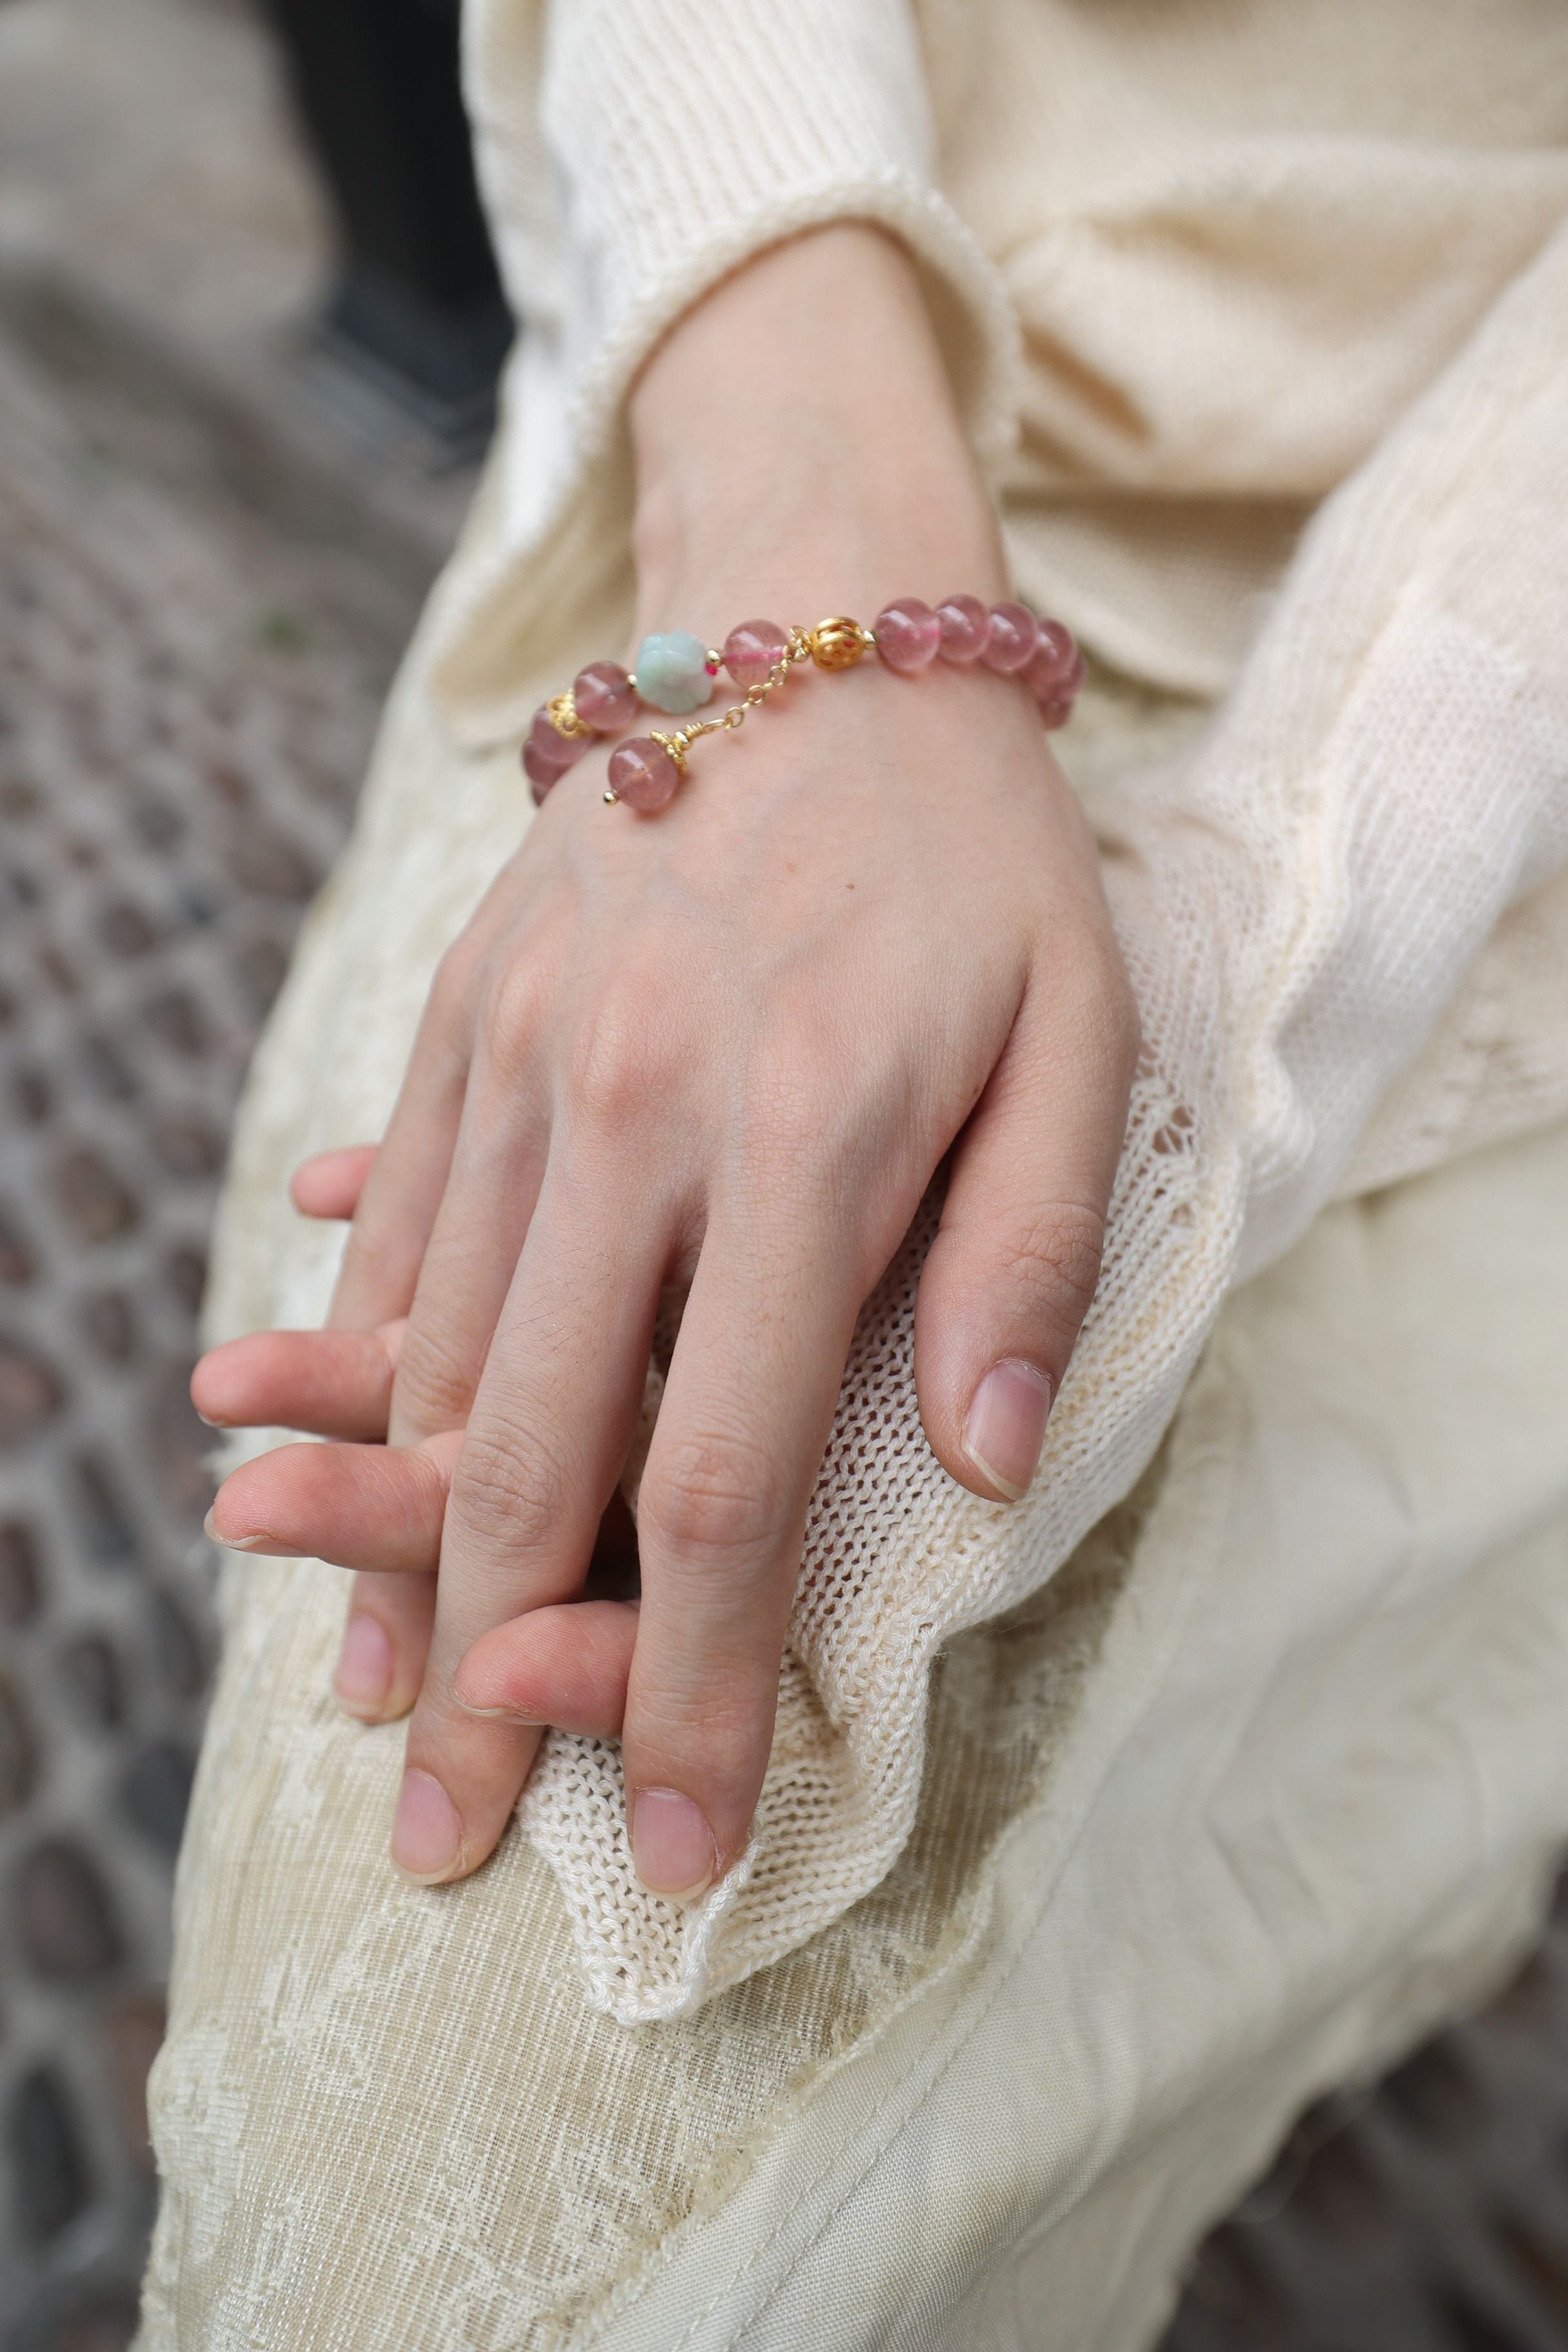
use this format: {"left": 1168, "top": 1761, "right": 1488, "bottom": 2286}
{"left": 522, "top": 596, "right": 1086, "bottom": 812}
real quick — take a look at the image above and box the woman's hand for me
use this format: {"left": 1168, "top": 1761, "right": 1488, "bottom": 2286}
{"left": 195, "top": 226, "right": 1138, "bottom": 1900}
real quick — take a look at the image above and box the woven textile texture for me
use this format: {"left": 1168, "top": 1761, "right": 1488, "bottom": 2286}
{"left": 142, "top": 1114, "right": 1568, "bottom": 2345}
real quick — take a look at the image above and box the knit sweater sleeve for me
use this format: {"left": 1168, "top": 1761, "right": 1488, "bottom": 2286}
{"left": 432, "top": 0, "right": 1019, "bottom": 745}
{"left": 546, "top": 0, "right": 1006, "bottom": 405}
{"left": 1101, "top": 215, "right": 1568, "bottom": 1295}
{"left": 421, "top": 8, "right": 1568, "bottom": 2021}
{"left": 504, "top": 216, "right": 1568, "bottom": 2025}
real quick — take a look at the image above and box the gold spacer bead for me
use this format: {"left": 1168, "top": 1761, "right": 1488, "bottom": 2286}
{"left": 603, "top": 788, "right": 619, "bottom": 805}
{"left": 649, "top": 729, "right": 689, "bottom": 775}
{"left": 808, "top": 616, "right": 875, "bottom": 670}
{"left": 546, "top": 691, "right": 593, "bottom": 740}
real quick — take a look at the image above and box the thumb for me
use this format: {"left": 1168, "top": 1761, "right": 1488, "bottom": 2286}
{"left": 289, "top": 1142, "right": 378, "bottom": 1220}
{"left": 453, "top": 1600, "right": 638, "bottom": 1740}
{"left": 914, "top": 968, "right": 1135, "bottom": 1501}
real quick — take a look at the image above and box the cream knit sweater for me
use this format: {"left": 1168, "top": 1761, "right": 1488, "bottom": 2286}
{"left": 224, "top": 2, "right": 1568, "bottom": 2022}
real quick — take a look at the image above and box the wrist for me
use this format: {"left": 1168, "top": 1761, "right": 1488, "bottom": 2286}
{"left": 628, "top": 225, "right": 1005, "bottom": 634}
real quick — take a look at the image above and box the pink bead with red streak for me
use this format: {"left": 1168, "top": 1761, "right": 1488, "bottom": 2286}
{"left": 1021, "top": 620, "right": 1078, "bottom": 701}
{"left": 722, "top": 618, "right": 788, "bottom": 687}
{"left": 522, "top": 741, "right": 562, "bottom": 803}
{"left": 934, "top": 593, "right": 989, "bottom": 662}
{"left": 982, "top": 601, "right": 1040, "bottom": 673}
{"left": 522, "top": 704, "right": 593, "bottom": 805}
{"left": 573, "top": 660, "right": 638, "bottom": 733}
{"left": 527, "top": 707, "right": 590, "bottom": 770}
{"left": 607, "top": 736, "right": 681, "bottom": 811}
{"left": 874, "top": 597, "right": 943, "bottom": 673}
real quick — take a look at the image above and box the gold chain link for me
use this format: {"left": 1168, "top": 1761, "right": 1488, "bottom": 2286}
{"left": 650, "top": 626, "right": 823, "bottom": 770}
{"left": 566, "top": 620, "right": 887, "bottom": 802}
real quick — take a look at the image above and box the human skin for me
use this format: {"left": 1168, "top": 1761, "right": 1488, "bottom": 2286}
{"left": 193, "top": 224, "right": 1139, "bottom": 1903}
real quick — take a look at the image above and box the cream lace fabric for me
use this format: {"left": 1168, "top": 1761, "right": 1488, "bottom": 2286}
{"left": 529, "top": 233, "right": 1568, "bottom": 2019}
{"left": 144, "top": 1117, "right": 1568, "bottom": 2347}
{"left": 202, "top": 0, "right": 1568, "bottom": 2024}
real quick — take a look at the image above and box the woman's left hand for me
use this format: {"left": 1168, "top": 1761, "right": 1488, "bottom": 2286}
{"left": 191, "top": 227, "right": 1139, "bottom": 1905}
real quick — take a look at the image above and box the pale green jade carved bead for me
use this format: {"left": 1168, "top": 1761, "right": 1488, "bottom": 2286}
{"left": 632, "top": 630, "right": 716, "bottom": 716}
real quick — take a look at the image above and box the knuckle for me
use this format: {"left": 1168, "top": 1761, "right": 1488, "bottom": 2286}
{"left": 337, "top": 1200, "right": 406, "bottom": 1300}
{"left": 427, "top": 937, "right": 480, "bottom": 1034}
{"left": 392, "top": 1322, "right": 477, "bottom": 1436}
{"left": 476, "top": 956, "right": 549, "bottom": 1088}
{"left": 639, "top": 1429, "right": 781, "bottom": 1565}
{"left": 1103, "top": 970, "right": 1142, "bottom": 1090}
{"left": 742, "top": 1065, "right": 832, "bottom": 1164}
{"left": 1063, "top": 947, "right": 1142, "bottom": 1090}
{"left": 564, "top": 980, "right": 675, "bottom": 1136}
{"left": 448, "top": 1424, "right": 567, "bottom": 1555}
{"left": 998, "top": 1200, "right": 1107, "bottom": 1344}
{"left": 627, "top": 1656, "right": 768, "bottom": 1764}
{"left": 736, "top": 1039, "right": 858, "bottom": 1191}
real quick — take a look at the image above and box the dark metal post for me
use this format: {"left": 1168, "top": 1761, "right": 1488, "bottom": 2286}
{"left": 257, "top": 0, "right": 513, "bottom": 444}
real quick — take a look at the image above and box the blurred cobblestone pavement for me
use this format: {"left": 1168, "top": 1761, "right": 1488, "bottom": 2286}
{"left": 0, "top": 308, "right": 412, "bottom": 2344}
{"left": 1, "top": 5, "right": 1566, "bottom": 2349}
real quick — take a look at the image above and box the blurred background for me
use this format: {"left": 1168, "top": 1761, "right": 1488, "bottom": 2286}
{"left": 0, "top": 3, "right": 1565, "bottom": 2346}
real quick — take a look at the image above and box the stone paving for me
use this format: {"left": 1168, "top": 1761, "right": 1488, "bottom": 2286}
{"left": 0, "top": 308, "right": 408, "bottom": 2347}
{"left": 1166, "top": 1893, "right": 1568, "bottom": 2352}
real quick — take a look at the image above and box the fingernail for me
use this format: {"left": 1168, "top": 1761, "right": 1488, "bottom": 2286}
{"left": 202, "top": 1507, "right": 268, "bottom": 1553}
{"left": 334, "top": 1613, "right": 392, "bottom": 1717}
{"left": 391, "top": 1769, "right": 462, "bottom": 1883}
{"left": 631, "top": 1789, "right": 716, "bottom": 1903}
{"left": 962, "top": 1358, "right": 1053, "bottom": 1502}
{"left": 450, "top": 1662, "right": 537, "bottom": 1722}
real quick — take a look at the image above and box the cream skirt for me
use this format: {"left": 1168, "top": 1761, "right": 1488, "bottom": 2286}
{"left": 135, "top": 654, "right": 1568, "bottom": 2351}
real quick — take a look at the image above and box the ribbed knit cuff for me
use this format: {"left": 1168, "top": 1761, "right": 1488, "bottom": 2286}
{"left": 433, "top": 0, "right": 1021, "bottom": 745}
{"left": 538, "top": 0, "right": 1014, "bottom": 444}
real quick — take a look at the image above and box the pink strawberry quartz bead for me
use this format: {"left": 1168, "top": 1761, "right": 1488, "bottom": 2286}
{"left": 982, "top": 600, "right": 1041, "bottom": 673}
{"left": 607, "top": 735, "right": 681, "bottom": 812}
{"left": 1021, "top": 619, "right": 1079, "bottom": 702}
{"left": 522, "top": 741, "right": 562, "bottom": 803}
{"left": 572, "top": 659, "right": 638, "bottom": 734}
{"left": 934, "top": 593, "right": 989, "bottom": 663}
{"left": 722, "top": 619, "right": 788, "bottom": 688}
{"left": 522, "top": 707, "right": 589, "bottom": 805}
{"left": 874, "top": 597, "right": 942, "bottom": 673}
{"left": 527, "top": 707, "right": 591, "bottom": 770}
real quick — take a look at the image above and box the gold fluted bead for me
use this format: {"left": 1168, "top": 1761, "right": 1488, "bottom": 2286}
{"left": 546, "top": 691, "right": 593, "bottom": 740}
{"left": 808, "top": 616, "right": 875, "bottom": 669}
